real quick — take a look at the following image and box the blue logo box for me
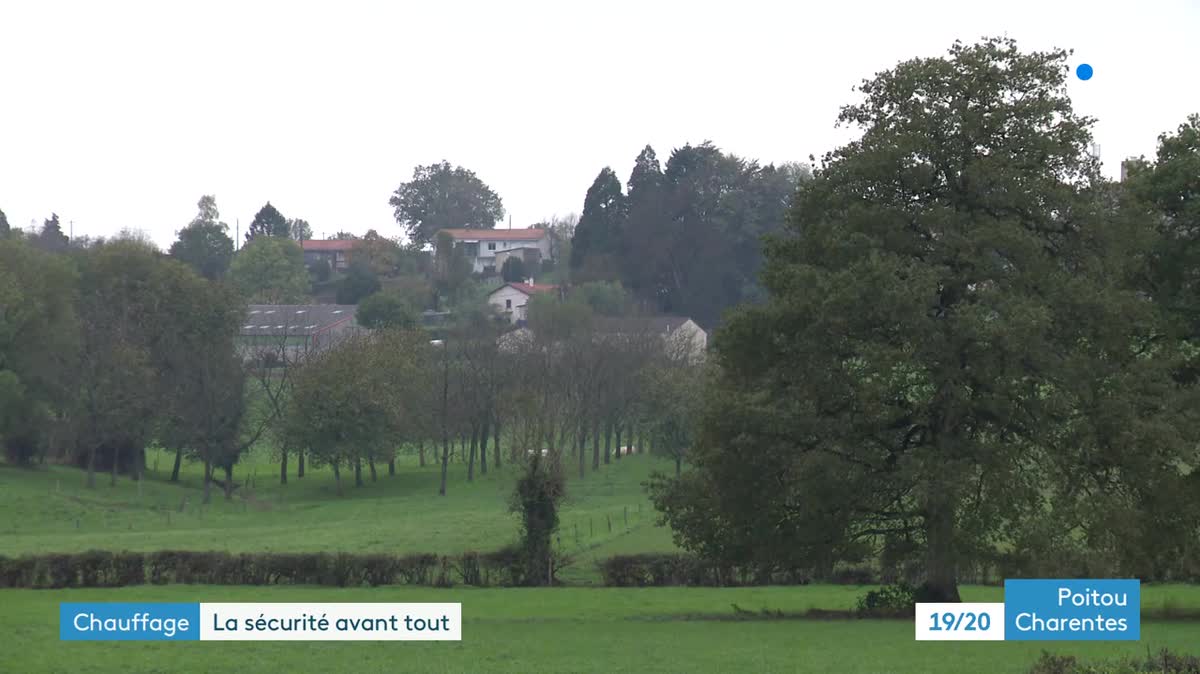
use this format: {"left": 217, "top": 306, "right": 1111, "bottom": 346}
{"left": 1004, "top": 579, "right": 1140, "bottom": 641}
{"left": 60, "top": 603, "right": 200, "bottom": 641}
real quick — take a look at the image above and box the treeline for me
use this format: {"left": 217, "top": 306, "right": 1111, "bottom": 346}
{"left": 647, "top": 38, "right": 1200, "bottom": 600}
{"left": 0, "top": 226, "right": 702, "bottom": 508}
{"left": 0, "top": 234, "right": 254, "bottom": 499}
{"left": 277, "top": 295, "right": 704, "bottom": 498}
{"left": 568, "top": 144, "right": 809, "bottom": 327}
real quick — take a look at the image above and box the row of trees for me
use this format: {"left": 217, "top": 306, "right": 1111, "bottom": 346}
{"left": 649, "top": 38, "right": 1200, "bottom": 601}
{"left": 279, "top": 297, "right": 704, "bottom": 498}
{"left": 0, "top": 233, "right": 268, "bottom": 503}
{"left": 0, "top": 216, "right": 703, "bottom": 512}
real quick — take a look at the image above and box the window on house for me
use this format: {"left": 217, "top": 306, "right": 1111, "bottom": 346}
{"left": 505, "top": 299, "right": 512, "bottom": 309}
{"left": 488, "top": 243, "right": 496, "bottom": 251}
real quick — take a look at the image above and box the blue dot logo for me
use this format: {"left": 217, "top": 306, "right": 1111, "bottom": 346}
{"left": 1076, "top": 63, "right": 1093, "bottom": 81}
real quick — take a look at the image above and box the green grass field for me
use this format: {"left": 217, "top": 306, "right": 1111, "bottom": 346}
{"left": 0, "top": 447, "right": 675, "bottom": 583}
{"left": 2, "top": 449, "right": 1199, "bottom": 673}
{"left": 3, "top": 586, "right": 1199, "bottom": 673}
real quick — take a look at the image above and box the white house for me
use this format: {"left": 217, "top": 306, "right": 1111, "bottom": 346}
{"left": 438, "top": 228, "right": 552, "bottom": 275}
{"left": 496, "top": 315, "right": 708, "bottom": 362}
{"left": 593, "top": 316, "right": 708, "bottom": 362}
{"left": 488, "top": 282, "right": 560, "bottom": 324}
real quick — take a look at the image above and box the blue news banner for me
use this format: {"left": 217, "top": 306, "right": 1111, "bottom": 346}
{"left": 915, "top": 579, "right": 1140, "bottom": 641}
{"left": 61, "top": 603, "right": 462, "bottom": 641}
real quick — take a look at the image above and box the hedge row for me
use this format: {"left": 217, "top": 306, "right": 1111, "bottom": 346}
{"left": 599, "top": 554, "right": 827, "bottom": 587}
{"left": 0, "top": 548, "right": 527, "bottom": 589}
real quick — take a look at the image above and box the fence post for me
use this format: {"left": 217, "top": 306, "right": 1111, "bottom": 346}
{"left": 623, "top": 506, "right": 628, "bottom": 528}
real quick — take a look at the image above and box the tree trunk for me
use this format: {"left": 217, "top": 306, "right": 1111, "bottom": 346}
{"left": 472, "top": 412, "right": 482, "bottom": 474}
{"left": 604, "top": 422, "right": 613, "bottom": 465}
{"left": 493, "top": 420, "right": 501, "bottom": 469}
{"left": 368, "top": 454, "right": 378, "bottom": 482}
{"left": 333, "top": 462, "right": 343, "bottom": 497}
{"left": 675, "top": 455, "right": 682, "bottom": 477}
{"left": 917, "top": 494, "right": 961, "bottom": 602}
{"left": 354, "top": 457, "right": 364, "bottom": 487}
{"left": 86, "top": 446, "right": 97, "bottom": 488}
{"left": 202, "top": 459, "right": 212, "bottom": 504}
{"left": 170, "top": 446, "right": 183, "bottom": 482}
{"left": 577, "top": 421, "right": 586, "bottom": 479}
{"left": 636, "top": 426, "right": 643, "bottom": 455}
{"left": 280, "top": 445, "right": 288, "bottom": 485}
{"left": 439, "top": 434, "right": 450, "bottom": 496}
{"left": 298, "top": 449, "right": 305, "bottom": 478}
{"left": 223, "top": 465, "right": 234, "bottom": 500}
{"left": 592, "top": 420, "right": 600, "bottom": 471}
{"left": 418, "top": 441, "right": 425, "bottom": 467}
{"left": 615, "top": 424, "right": 623, "bottom": 462}
{"left": 388, "top": 457, "right": 395, "bottom": 476}
{"left": 110, "top": 446, "right": 119, "bottom": 486}
{"left": 467, "top": 424, "right": 478, "bottom": 482}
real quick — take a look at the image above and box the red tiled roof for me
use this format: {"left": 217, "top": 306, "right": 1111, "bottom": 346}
{"left": 302, "top": 239, "right": 357, "bottom": 251}
{"left": 439, "top": 228, "right": 547, "bottom": 242}
{"left": 492, "top": 282, "right": 558, "bottom": 296}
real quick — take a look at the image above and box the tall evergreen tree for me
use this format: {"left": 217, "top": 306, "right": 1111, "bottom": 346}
{"left": 245, "top": 202, "right": 289, "bottom": 241}
{"left": 37, "top": 213, "right": 70, "bottom": 252}
{"left": 570, "top": 167, "right": 626, "bottom": 276}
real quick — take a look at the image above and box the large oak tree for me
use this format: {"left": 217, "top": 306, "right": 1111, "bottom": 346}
{"left": 650, "top": 38, "right": 1199, "bottom": 601}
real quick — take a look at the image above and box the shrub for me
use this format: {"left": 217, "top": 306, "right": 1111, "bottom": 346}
{"left": 828, "top": 565, "right": 878, "bottom": 585}
{"left": 856, "top": 583, "right": 917, "bottom": 616}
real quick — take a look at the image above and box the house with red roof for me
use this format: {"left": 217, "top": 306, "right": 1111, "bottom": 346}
{"left": 437, "top": 227, "right": 551, "bottom": 275}
{"left": 301, "top": 239, "right": 356, "bottom": 273}
{"left": 488, "top": 282, "right": 560, "bottom": 324}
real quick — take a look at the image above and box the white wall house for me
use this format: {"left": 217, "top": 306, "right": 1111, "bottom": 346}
{"left": 593, "top": 316, "right": 709, "bottom": 362}
{"left": 488, "top": 282, "right": 559, "bottom": 324}
{"left": 438, "top": 228, "right": 552, "bottom": 275}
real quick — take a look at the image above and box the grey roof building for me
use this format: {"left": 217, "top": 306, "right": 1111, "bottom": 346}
{"left": 238, "top": 304, "right": 360, "bottom": 361}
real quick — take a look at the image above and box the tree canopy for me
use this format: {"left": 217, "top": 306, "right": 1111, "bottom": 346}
{"left": 570, "top": 144, "right": 807, "bottom": 326}
{"left": 228, "top": 235, "right": 309, "bottom": 303}
{"left": 245, "top": 202, "right": 289, "bottom": 241}
{"left": 389, "top": 161, "right": 505, "bottom": 245}
{"left": 650, "top": 37, "right": 1200, "bottom": 602}
{"left": 170, "top": 195, "right": 234, "bottom": 280}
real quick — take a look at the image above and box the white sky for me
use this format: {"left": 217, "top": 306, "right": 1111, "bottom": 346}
{"left": 1, "top": 0, "right": 1197, "bottom": 250}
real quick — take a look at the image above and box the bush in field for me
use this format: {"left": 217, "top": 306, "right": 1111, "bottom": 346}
{"left": 855, "top": 584, "right": 916, "bottom": 616}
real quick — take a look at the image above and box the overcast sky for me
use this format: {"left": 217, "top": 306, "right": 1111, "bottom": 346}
{"left": 1, "top": 0, "right": 1197, "bottom": 249}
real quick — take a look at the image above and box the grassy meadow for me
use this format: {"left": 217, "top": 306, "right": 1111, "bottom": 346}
{"left": 0, "top": 446, "right": 674, "bottom": 583}
{"left": 2, "top": 448, "right": 1199, "bottom": 673}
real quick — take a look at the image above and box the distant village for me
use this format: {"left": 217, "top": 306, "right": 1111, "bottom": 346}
{"left": 241, "top": 226, "right": 707, "bottom": 360}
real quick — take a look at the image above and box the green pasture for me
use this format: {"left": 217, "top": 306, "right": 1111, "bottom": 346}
{"left": 3, "top": 585, "right": 1199, "bottom": 673}
{"left": 0, "top": 446, "right": 675, "bottom": 583}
